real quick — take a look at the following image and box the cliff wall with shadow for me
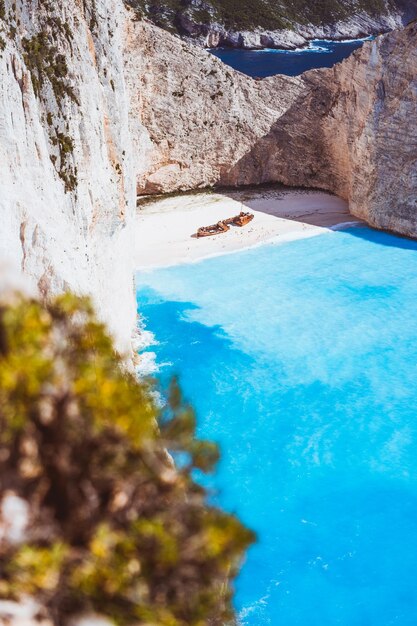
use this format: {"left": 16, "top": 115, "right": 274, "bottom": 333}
{"left": 129, "top": 20, "right": 417, "bottom": 236}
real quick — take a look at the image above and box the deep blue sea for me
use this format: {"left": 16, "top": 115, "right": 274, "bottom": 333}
{"left": 137, "top": 227, "right": 417, "bottom": 625}
{"left": 210, "top": 38, "right": 371, "bottom": 77}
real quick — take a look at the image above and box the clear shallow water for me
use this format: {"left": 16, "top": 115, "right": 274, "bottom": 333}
{"left": 210, "top": 38, "right": 371, "bottom": 77}
{"left": 137, "top": 227, "right": 417, "bottom": 625}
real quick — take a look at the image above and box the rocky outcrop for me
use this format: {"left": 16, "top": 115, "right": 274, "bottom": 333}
{"left": 126, "top": 19, "right": 305, "bottom": 195}
{"left": 0, "top": 0, "right": 142, "bottom": 354}
{"left": 221, "top": 23, "right": 417, "bottom": 236}
{"left": 190, "top": 10, "right": 410, "bottom": 50}
{"left": 201, "top": 26, "right": 306, "bottom": 50}
{"left": 128, "top": 19, "right": 417, "bottom": 236}
{"left": 127, "top": 0, "right": 417, "bottom": 49}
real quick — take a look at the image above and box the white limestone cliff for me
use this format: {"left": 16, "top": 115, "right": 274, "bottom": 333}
{"left": 125, "top": 19, "right": 305, "bottom": 195}
{"left": 1, "top": 5, "right": 417, "bottom": 624}
{"left": 128, "top": 19, "right": 417, "bottom": 237}
{"left": 1, "top": 0, "right": 417, "bottom": 361}
{"left": 0, "top": 0, "right": 141, "bottom": 354}
{"left": 169, "top": 1, "right": 417, "bottom": 50}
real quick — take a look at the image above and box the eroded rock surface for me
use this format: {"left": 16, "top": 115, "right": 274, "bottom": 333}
{"left": 126, "top": 19, "right": 305, "bottom": 195}
{"left": 200, "top": 10, "right": 411, "bottom": 50}
{"left": 0, "top": 0, "right": 141, "bottom": 353}
{"left": 128, "top": 19, "right": 417, "bottom": 236}
{"left": 125, "top": 0, "right": 417, "bottom": 50}
{"left": 222, "top": 23, "right": 417, "bottom": 235}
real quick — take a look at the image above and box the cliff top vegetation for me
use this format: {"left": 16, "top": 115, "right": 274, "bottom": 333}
{"left": 126, "top": 0, "right": 401, "bottom": 34}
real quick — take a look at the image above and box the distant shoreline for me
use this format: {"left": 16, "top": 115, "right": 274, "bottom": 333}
{"left": 207, "top": 34, "right": 374, "bottom": 53}
{"left": 208, "top": 37, "right": 371, "bottom": 77}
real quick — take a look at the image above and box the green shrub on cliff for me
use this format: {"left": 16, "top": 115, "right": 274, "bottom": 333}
{"left": 0, "top": 293, "right": 254, "bottom": 625}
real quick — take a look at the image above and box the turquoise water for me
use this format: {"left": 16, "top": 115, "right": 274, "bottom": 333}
{"left": 136, "top": 227, "right": 417, "bottom": 625}
{"left": 210, "top": 38, "right": 371, "bottom": 78}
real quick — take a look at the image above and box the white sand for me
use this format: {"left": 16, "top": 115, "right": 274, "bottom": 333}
{"left": 134, "top": 187, "right": 360, "bottom": 270}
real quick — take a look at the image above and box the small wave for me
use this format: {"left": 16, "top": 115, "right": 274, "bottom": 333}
{"left": 266, "top": 45, "right": 331, "bottom": 54}
{"left": 135, "top": 348, "right": 173, "bottom": 378}
{"left": 330, "top": 220, "right": 363, "bottom": 231}
{"left": 238, "top": 594, "right": 271, "bottom": 625}
{"left": 134, "top": 317, "right": 164, "bottom": 377}
{"left": 135, "top": 350, "right": 160, "bottom": 376}
{"left": 337, "top": 35, "right": 374, "bottom": 43}
{"left": 134, "top": 324, "right": 158, "bottom": 351}
{"left": 306, "top": 47, "right": 331, "bottom": 54}
{"left": 137, "top": 329, "right": 157, "bottom": 350}
{"left": 313, "top": 35, "right": 373, "bottom": 44}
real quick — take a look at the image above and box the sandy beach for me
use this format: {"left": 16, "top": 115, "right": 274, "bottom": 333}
{"left": 134, "top": 187, "right": 359, "bottom": 270}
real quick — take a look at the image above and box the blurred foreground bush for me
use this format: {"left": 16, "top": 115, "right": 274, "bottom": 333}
{"left": 0, "top": 294, "right": 254, "bottom": 625}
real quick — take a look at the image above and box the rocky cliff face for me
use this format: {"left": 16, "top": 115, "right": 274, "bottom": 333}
{"left": 126, "top": 0, "right": 417, "bottom": 49}
{"left": 1, "top": 0, "right": 416, "bottom": 360}
{"left": 181, "top": 8, "right": 412, "bottom": 50}
{"left": 129, "top": 18, "right": 417, "bottom": 236}
{"left": 0, "top": 0, "right": 141, "bottom": 354}
{"left": 125, "top": 18, "right": 304, "bottom": 195}
{"left": 221, "top": 22, "right": 417, "bottom": 236}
